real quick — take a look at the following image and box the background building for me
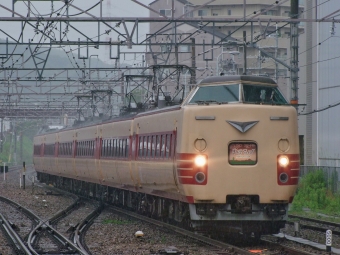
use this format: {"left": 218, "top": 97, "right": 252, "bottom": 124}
{"left": 147, "top": 0, "right": 304, "bottom": 103}
{"left": 301, "top": 0, "right": 340, "bottom": 167}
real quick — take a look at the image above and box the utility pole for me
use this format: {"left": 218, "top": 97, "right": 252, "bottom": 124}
{"left": 20, "top": 132, "right": 23, "bottom": 163}
{"left": 290, "top": 0, "right": 299, "bottom": 105}
{"left": 190, "top": 38, "right": 196, "bottom": 86}
{"left": 243, "top": 31, "right": 247, "bottom": 75}
{"left": 0, "top": 118, "right": 2, "bottom": 153}
{"left": 275, "top": 23, "right": 279, "bottom": 82}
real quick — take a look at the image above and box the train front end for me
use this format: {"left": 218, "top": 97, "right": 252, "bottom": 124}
{"left": 178, "top": 75, "right": 299, "bottom": 236}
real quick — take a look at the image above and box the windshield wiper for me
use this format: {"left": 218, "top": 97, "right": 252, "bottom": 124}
{"left": 195, "top": 100, "right": 222, "bottom": 105}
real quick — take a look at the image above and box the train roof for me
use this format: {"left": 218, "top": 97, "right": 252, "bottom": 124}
{"left": 198, "top": 75, "right": 277, "bottom": 86}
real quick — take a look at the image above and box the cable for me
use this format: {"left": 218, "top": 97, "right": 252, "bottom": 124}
{"left": 299, "top": 100, "right": 340, "bottom": 115}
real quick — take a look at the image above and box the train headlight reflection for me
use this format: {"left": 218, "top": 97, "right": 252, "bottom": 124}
{"left": 194, "top": 155, "right": 207, "bottom": 167}
{"left": 278, "top": 155, "right": 289, "bottom": 167}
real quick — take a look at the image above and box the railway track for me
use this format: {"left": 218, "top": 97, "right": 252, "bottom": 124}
{"left": 0, "top": 195, "right": 87, "bottom": 254}
{"left": 107, "top": 205, "right": 327, "bottom": 255}
{"left": 3, "top": 165, "right": 339, "bottom": 254}
{"left": 0, "top": 166, "right": 103, "bottom": 255}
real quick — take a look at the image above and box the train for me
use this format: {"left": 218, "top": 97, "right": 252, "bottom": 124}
{"left": 34, "top": 75, "right": 300, "bottom": 239}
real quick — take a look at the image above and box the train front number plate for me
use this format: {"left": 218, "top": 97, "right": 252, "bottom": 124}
{"left": 229, "top": 142, "right": 257, "bottom": 165}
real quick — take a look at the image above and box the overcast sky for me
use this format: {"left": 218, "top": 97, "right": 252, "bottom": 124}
{"left": 0, "top": 0, "right": 155, "bottom": 65}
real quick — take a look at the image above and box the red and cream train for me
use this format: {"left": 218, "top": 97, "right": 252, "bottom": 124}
{"left": 34, "top": 75, "right": 300, "bottom": 238}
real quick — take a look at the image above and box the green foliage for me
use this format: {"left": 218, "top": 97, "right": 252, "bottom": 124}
{"left": 102, "top": 219, "right": 132, "bottom": 225}
{"left": 0, "top": 120, "right": 42, "bottom": 166}
{"left": 292, "top": 169, "right": 340, "bottom": 215}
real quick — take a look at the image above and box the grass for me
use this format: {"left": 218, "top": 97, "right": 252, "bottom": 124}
{"left": 102, "top": 219, "right": 133, "bottom": 225}
{"left": 291, "top": 169, "right": 340, "bottom": 218}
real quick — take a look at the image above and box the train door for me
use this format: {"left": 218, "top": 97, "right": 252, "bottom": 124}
{"left": 130, "top": 132, "right": 141, "bottom": 188}
{"left": 172, "top": 130, "right": 179, "bottom": 191}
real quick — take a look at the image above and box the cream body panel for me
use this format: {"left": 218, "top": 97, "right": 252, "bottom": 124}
{"left": 132, "top": 108, "right": 182, "bottom": 193}
{"left": 58, "top": 130, "right": 77, "bottom": 179}
{"left": 99, "top": 120, "right": 133, "bottom": 187}
{"left": 179, "top": 104, "right": 299, "bottom": 203}
{"left": 76, "top": 125, "right": 101, "bottom": 183}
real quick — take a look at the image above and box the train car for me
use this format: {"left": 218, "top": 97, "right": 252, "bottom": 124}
{"left": 34, "top": 75, "right": 300, "bottom": 239}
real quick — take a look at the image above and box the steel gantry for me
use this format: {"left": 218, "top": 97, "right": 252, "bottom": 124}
{"left": 1, "top": 0, "right": 336, "bottom": 121}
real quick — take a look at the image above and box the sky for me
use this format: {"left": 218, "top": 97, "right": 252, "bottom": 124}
{"left": 0, "top": 0, "right": 155, "bottom": 65}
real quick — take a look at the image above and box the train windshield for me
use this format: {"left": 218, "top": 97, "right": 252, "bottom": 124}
{"left": 188, "top": 84, "right": 239, "bottom": 104}
{"left": 243, "top": 84, "right": 288, "bottom": 105}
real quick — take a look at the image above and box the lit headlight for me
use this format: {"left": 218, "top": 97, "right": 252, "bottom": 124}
{"left": 194, "top": 155, "right": 207, "bottom": 167}
{"left": 278, "top": 155, "right": 289, "bottom": 167}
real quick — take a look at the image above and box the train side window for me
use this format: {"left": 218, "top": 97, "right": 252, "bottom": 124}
{"left": 113, "top": 139, "right": 115, "bottom": 157}
{"left": 114, "top": 139, "right": 117, "bottom": 157}
{"left": 114, "top": 139, "right": 118, "bottom": 157}
{"left": 146, "top": 136, "right": 151, "bottom": 157}
{"left": 166, "top": 134, "right": 171, "bottom": 158}
{"left": 155, "top": 135, "right": 160, "bottom": 157}
{"left": 121, "top": 139, "right": 125, "bottom": 158}
{"left": 159, "top": 135, "right": 165, "bottom": 158}
{"left": 141, "top": 137, "right": 145, "bottom": 158}
{"left": 121, "top": 139, "right": 125, "bottom": 157}
{"left": 110, "top": 139, "right": 114, "bottom": 157}
{"left": 91, "top": 141, "right": 94, "bottom": 156}
{"left": 118, "top": 139, "right": 121, "bottom": 157}
{"left": 120, "top": 139, "right": 123, "bottom": 157}
{"left": 108, "top": 139, "right": 111, "bottom": 157}
{"left": 138, "top": 137, "right": 142, "bottom": 158}
{"left": 120, "top": 139, "right": 124, "bottom": 157}
{"left": 105, "top": 140, "right": 108, "bottom": 157}
{"left": 150, "top": 136, "right": 154, "bottom": 158}
{"left": 108, "top": 140, "right": 110, "bottom": 157}
{"left": 125, "top": 138, "right": 129, "bottom": 158}
{"left": 105, "top": 140, "right": 107, "bottom": 157}
{"left": 151, "top": 135, "right": 156, "bottom": 158}
{"left": 101, "top": 140, "right": 103, "bottom": 157}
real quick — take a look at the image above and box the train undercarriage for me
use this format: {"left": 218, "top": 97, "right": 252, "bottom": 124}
{"left": 37, "top": 172, "right": 286, "bottom": 241}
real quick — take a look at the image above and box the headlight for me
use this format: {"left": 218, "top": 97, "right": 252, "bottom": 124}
{"left": 278, "top": 155, "right": 289, "bottom": 167}
{"left": 194, "top": 155, "right": 207, "bottom": 167}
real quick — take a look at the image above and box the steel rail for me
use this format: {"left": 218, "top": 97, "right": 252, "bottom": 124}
{"left": 0, "top": 213, "right": 32, "bottom": 255}
{"left": 261, "top": 237, "right": 320, "bottom": 255}
{"left": 0, "top": 190, "right": 86, "bottom": 254}
{"left": 109, "top": 205, "right": 254, "bottom": 255}
{"left": 73, "top": 204, "right": 104, "bottom": 255}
